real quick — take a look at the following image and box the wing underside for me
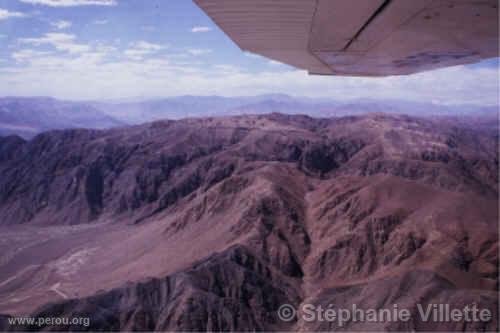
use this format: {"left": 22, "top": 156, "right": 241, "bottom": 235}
{"left": 194, "top": 0, "right": 499, "bottom": 76}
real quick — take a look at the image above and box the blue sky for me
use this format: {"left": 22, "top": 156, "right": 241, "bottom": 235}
{"left": 0, "top": 0, "right": 498, "bottom": 105}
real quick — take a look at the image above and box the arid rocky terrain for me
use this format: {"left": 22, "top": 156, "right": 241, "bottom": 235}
{"left": 0, "top": 113, "right": 498, "bottom": 331}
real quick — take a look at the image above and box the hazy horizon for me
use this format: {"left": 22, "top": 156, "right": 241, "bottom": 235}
{"left": 1, "top": 93, "right": 497, "bottom": 140}
{"left": 1, "top": 94, "right": 499, "bottom": 108}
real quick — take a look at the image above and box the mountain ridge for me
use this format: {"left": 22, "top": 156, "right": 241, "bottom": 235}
{"left": 1, "top": 95, "right": 497, "bottom": 139}
{"left": 0, "top": 113, "right": 497, "bottom": 331}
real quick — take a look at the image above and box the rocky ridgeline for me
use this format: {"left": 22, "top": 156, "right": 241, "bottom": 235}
{"left": 0, "top": 113, "right": 498, "bottom": 331}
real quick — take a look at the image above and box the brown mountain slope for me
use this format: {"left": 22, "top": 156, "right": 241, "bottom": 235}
{"left": 0, "top": 113, "right": 498, "bottom": 331}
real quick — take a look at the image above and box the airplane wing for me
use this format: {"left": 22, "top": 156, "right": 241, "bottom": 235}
{"left": 193, "top": 0, "right": 499, "bottom": 76}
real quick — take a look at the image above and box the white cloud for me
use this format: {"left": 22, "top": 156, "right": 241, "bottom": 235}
{"left": 244, "top": 52, "right": 263, "bottom": 59}
{"left": 19, "top": 0, "right": 116, "bottom": 7}
{"left": 0, "top": 8, "right": 27, "bottom": 20}
{"left": 95, "top": 44, "right": 117, "bottom": 53}
{"left": 20, "top": 32, "right": 74, "bottom": 44}
{"left": 191, "top": 26, "right": 211, "bottom": 33}
{"left": 133, "top": 41, "right": 163, "bottom": 51}
{"left": 12, "top": 49, "right": 51, "bottom": 62}
{"left": 268, "top": 60, "right": 282, "bottom": 66}
{"left": 124, "top": 41, "right": 165, "bottom": 60}
{"left": 50, "top": 20, "right": 72, "bottom": 30}
{"left": 1, "top": 37, "right": 498, "bottom": 106}
{"left": 93, "top": 19, "right": 108, "bottom": 25}
{"left": 19, "top": 33, "right": 90, "bottom": 54}
{"left": 212, "top": 64, "right": 241, "bottom": 75}
{"left": 188, "top": 48, "right": 212, "bottom": 56}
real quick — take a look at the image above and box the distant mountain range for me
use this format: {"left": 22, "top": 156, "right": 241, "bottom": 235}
{"left": 0, "top": 95, "right": 497, "bottom": 138}
{"left": 0, "top": 97, "right": 124, "bottom": 138}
